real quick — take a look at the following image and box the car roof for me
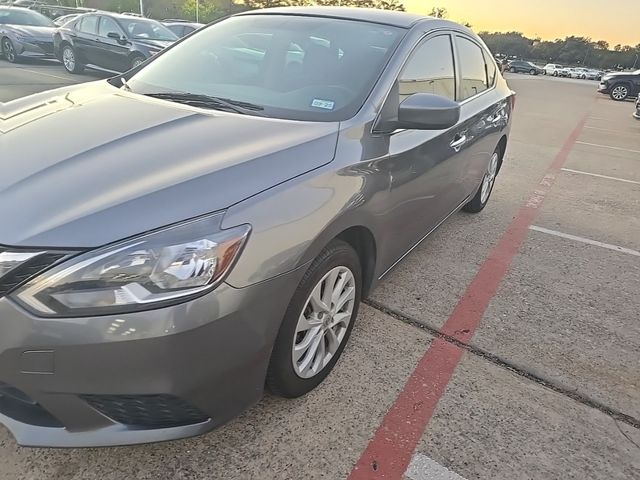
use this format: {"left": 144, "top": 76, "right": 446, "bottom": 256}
{"left": 235, "top": 6, "right": 429, "bottom": 28}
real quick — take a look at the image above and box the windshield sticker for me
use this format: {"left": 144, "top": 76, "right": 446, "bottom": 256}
{"left": 311, "top": 99, "right": 335, "bottom": 110}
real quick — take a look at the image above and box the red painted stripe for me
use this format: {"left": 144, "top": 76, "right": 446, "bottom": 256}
{"left": 349, "top": 115, "right": 589, "bottom": 480}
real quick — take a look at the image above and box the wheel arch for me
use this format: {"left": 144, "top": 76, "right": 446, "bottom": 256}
{"left": 496, "top": 135, "right": 508, "bottom": 172}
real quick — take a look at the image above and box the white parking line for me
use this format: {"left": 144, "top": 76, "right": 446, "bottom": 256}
{"left": 583, "top": 125, "right": 636, "bottom": 134}
{"left": 15, "top": 67, "right": 74, "bottom": 82}
{"left": 561, "top": 168, "right": 640, "bottom": 185}
{"left": 405, "top": 454, "right": 467, "bottom": 480}
{"left": 530, "top": 226, "right": 640, "bottom": 257}
{"left": 576, "top": 141, "right": 640, "bottom": 155}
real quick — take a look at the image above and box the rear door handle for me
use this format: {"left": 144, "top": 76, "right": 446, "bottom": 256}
{"left": 450, "top": 135, "right": 467, "bottom": 152}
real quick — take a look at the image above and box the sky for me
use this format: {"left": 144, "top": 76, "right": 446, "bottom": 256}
{"left": 404, "top": 0, "right": 637, "bottom": 47}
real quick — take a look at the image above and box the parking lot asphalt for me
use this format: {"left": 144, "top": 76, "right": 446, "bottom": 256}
{"left": 0, "top": 66, "right": 639, "bottom": 480}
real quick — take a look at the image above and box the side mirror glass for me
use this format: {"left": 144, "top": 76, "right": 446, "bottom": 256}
{"left": 397, "top": 93, "right": 460, "bottom": 130}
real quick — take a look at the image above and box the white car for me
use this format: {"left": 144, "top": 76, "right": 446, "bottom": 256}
{"left": 543, "top": 63, "right": 564, "bottom": 77}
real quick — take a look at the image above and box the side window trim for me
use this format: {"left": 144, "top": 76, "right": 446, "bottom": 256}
{"left": 453, "top": 34, "right": 496, "bottom": 104}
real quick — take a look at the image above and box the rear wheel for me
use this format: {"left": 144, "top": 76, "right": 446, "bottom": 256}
{"left": 610, "top": 84, "right": 630, "bottom": 101}
{"left": 509, "top": 66, "right": 516, "bottom": 73}
{"left": 266, "top": 240, "right": 361, "bottom": 398}
{"left": 61, "top": 44, "right": 83, "bottom": 73}
{"left": 463, "top": 147, "right": 500, "bottom": 214}
{"left": 2, "top": 37, "right": 17, "bottom": 63}
{"left": 529, "top": 69, "right": 536, "bottom": 75}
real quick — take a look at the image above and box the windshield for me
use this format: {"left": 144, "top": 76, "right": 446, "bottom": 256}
{"left": 127, "top": 15, "right": 404, "bottom": 121}
{"left": 117, "top": 17, "right": 177, "bottom": 41}
{"left": 0, "top": 8, "right": 54, "bottom": 27}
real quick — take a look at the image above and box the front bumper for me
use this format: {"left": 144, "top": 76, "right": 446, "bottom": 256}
{"left": 0, "top": 267, "right": 303, "bottom": 447}
{"left": 598, "top": 83, "right": 609, "bottom": 93}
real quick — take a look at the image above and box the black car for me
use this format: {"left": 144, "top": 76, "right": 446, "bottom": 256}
{"left": 598, "top": 69, "right": 640, "bottom": 101}
{"left": 163, "top": 19, "right": 204, "bottom": 38}
{"left": 54, "top": 12, "right": 177, "bottom": 73}
{"left": 507, "top": 60, "right": 543, "bottom": 75}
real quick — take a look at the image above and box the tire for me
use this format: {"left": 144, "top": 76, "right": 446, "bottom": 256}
{"left": 2, "top": 37, "right": 17, "bottom": 63}
{"left": 130, "top": 54, "right": 145, "bottom": 70}
{"left": 529, "top": 69, "right": 536, "bottom": 75}
{"left": 509, "top": 67, "right": 516, "bottom": 73}
{"left": 553, "top": 71, "right": 558, "bottom": 77}
{"left": 266, "top": 239, "right": 362, "bottom": 398}
{"left": 463, "top": 146, "right": 501, "bottom": 214}
{"left": 610, "top": 83, "right": 630, "bottom": 101}
{"left": 61, "top": 44, "right": 83, "bottom": 74}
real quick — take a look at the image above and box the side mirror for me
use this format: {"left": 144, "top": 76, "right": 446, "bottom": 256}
{"left": 107, "top": 32, "right": 126, "bottom": 44}
{"left": 397, "top": 93, "right": 460, "bottom": 130}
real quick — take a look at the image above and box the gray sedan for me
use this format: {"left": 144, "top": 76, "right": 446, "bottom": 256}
{"left": 0, "top": 6, "right": 56, "bottom": 62}
{"left": 1, "top": 7, "right": 513, "bottom": 448}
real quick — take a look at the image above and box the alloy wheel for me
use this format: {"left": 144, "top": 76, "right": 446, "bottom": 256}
{"left": 292, "top": 266, "right": 356, "bottom": 379}
{"left": 480, "top": 152, "right": 499, "bottom": 204}
{"left": 611, "top": 85, "right": 628, "bottom": 101}
{"left": 3, "top": 39, "right": 15, "bottom": 62}
{"left": 62, "top": 47, "right": 75, "bottom": 72}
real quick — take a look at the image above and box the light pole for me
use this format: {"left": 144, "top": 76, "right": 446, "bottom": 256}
{"left": 196, "top": 0, "right": 199, "bottom": 23}
{"left": 139, "top": 0, "right": 144, "bottom": 16}
{"left": 634, "top": 54, "right": 639, "bottom": 70}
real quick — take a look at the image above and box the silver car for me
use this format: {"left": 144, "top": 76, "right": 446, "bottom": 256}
{"left": 0, "top": 6, "right": 56, "bottom": 62}
{"left": 1, "top": 7, "right": 513, "bottom": 447}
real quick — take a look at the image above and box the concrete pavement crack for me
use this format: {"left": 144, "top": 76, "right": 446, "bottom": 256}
{"left": 364, "top": 298, "right": 640, "bottom": 431}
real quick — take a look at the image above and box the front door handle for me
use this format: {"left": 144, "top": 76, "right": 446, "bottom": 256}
{"left": 450, "top": 135, "right": 467, "bottom": 152}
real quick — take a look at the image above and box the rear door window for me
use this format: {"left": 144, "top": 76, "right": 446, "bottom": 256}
{"left": 78, "top": 15, "right": 98, "bottom": 34}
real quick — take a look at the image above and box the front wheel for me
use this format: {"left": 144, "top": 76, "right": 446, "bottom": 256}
{"left": 529, "top": 69, "right": 536, "bottom": 75}
{"left": 130, "top": 54, "right": 145, "bottom": 69}
{"left": 610, "top": 84, "right": 630, "bottom": 101}
{"left": 463, "top": 148, "right": 500, "bottom": 214}
{"left": 266, "top": 240, "right": 361, "bottom": 398}
{"left": 509, "top": 67, "right": 516, "bottom": 73}
{"left": 2, "top": 37, "right": 17, "bottom": 63}
{"left": 61, "top": 45, "right": 83, "bottom": 73}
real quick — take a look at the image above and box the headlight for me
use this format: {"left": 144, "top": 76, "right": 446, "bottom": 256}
{"left": 13, "top": 213, "right": 250, "bottom": 317}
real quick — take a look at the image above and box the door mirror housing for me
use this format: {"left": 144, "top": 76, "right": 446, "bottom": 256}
{"left": 397, "top": 93, "right": 461, "bottom": 130}
{"left": 107, "top": 32, "right": 126, "bottom": 44}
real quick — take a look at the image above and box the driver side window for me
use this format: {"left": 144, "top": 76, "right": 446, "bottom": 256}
{"left": 98, "top": 17, "right": 121, "bottom": 38}
{"left": 399, "top": 35, "right": 456, "bottom": 102}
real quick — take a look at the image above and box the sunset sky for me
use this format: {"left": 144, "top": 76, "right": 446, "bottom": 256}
{"left": 404, "top": 0, "right": 637, "bottom": 47}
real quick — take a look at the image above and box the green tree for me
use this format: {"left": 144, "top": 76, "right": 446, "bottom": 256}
{"left": 427, "top": 6, "right": 447, "bottom": 18}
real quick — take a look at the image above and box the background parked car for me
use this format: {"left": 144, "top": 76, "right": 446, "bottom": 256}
{"left": 544, "top": 63, "right": 564, "bottom": 76}
{"left": 598, "top": 69, "right": 640, "bottom": 101}
{"left": 54, "top": 12, "right": 178, "bottom": 73}
{"left": 508, "top": 60, "right": 543, "bottom": 75}
{"left": 53, "top": 12, "right": 79, "bottom": 26}
{"left": 0, "top": 5, "right": 56, "bottom": 62}
{"left": 162, "top": 19, "right": 204, "bottom": 38}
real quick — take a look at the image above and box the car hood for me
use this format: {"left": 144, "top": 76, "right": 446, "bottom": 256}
{"left": 0, "top": 81, "right": 340, "bottom": 248}
{"left": 8, "top": 25, "right": 55, "bottom": 41}
{"left": 135, "top": 38, "right": 174, "bottom": 50}
{"left": 604, "top": 72, "right": 636, "bottom": 79}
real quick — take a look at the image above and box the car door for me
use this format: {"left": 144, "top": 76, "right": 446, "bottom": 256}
{"left": 95, "top": 16, "right": 129, "bottom": 71}
{"left": 452, "top": 34, "right": 508, "bottom": 199}
{"left": 73, "top": 14, "right": 98, "bottom": 64}
{"left": 377, "top": 33, "right": 469, "bottom": 262}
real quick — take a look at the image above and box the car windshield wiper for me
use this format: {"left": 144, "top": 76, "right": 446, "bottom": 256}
{"left": 143, "top": 92, "right": 266, "bottom": 116}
